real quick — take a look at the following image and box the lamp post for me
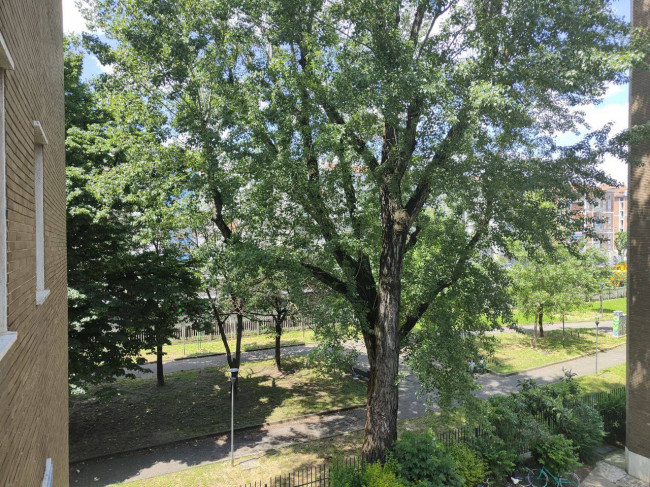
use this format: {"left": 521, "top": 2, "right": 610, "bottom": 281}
{"left": 594, "top": 316, "right": 600, "bottom": 375}
{"left": 229, "top": 367, "right": 238, "bottom": 467}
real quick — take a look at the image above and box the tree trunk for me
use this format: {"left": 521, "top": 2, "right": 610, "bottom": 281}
{"left": 533, "top": 311, "right": 538, "bottom": 349}
{"left": 274, "top": 316, "right": 283, "bottom": 372}
{"left": 361, "top": 204, "right": 407, "bottom": 463}
{"left": 538, "top": 306, "right": 544, "bottom": 338}
{"left": 156, "top": 344, "right": 164, "bottom": 386}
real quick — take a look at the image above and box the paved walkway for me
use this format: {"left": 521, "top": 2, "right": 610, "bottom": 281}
{"left": 582, "top": 446, "right": 646, "bottom": 487}
{"left": 71, "top": 340, "right": 626, "bottom": 486}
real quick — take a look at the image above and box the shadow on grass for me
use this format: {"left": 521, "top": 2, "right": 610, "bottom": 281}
{"left": 69, "top": 357, "right": 367, "bottom": 486}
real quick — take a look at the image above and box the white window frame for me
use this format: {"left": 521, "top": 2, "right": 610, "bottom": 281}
{"left": 0, "top": 30, "right": 15, "bottom": 361}
{"left": 33, "top": 121, "right": 49, "bottom": 305}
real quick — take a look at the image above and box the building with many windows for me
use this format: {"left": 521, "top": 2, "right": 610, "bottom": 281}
{"left": 0, "top": 1, "right": 68, "bottom": 486}
{"left": 571, "top": 185, "right": 628, "bottom": 263}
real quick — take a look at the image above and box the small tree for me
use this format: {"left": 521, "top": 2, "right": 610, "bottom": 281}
{"left": 510, "top": 244, "right": 609, "bottom": 345}
{"left": 614, "top": 231, "right": 627, "bottom": 260}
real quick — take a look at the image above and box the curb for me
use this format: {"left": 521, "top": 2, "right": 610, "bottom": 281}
{"left": 70, "top": 403, "right": 365, "bottom": 465}
{"left": 487, "top": 343, "right": 626, "bottom": 377}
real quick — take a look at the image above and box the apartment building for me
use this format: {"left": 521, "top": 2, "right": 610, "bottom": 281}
{"left": 0, "top": 1, "right": 68, "bottom": 486}
{"left": 571, "top": 185, "right": 628, "bottom": 263}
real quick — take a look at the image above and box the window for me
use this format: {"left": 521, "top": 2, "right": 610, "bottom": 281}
{"left": 0, "top": 30, "right": 15, "bottom": 361}
{"left": 33, "top": 121, "right": 49, "bottom": 305}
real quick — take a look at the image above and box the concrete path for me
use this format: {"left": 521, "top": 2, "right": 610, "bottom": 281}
{"left": 582, "top": 447, "right": 646, "bottom": 487}
{"left": 70, "top": 339, "right": 626, "bottom": 486}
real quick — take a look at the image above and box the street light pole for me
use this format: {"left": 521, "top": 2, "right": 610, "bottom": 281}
{"left": 594, "top": 316, "right": 600, "bottom": 375}
{"left": 229, "top": 367, "right": 238, "bottom": 467}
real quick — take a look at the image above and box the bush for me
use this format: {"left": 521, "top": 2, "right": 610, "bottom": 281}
{"left": 361, "top": 461, "right": 405, "bottom": 487}
{"left": 447, "top": 443, "right": 487, "bottom": 487}
{"left": 329, "top": 458, "right": 361, "bottom": 487}
{"left": 470, "top": 435, "right": 517, "bottom": 483}
{"left": 392, "top": 431, "right": 463, "bottom": 487}
{"left": 531, "top": 433, "right": 580, "bottom": 476}
{"left": 595, "top": 393, "right": 625, "bottom": 444}
{"left": 556, "top": 403, "right": 604, "bottom": 462}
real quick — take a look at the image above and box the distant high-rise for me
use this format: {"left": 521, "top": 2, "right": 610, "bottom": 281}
{"left": 627, "top": 0, "right": 650, "bottom": 482}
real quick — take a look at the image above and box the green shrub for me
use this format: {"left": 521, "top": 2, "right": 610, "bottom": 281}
{"left": 531, "top": 433, "right": 580, "bottom": 476}
{"left": 329, "top": 458, "right": 361, "bottom": 487}
{"left": 391, "top": 431, "right": 462, "bottom": 487}
{"left": 556, "top": 403, "right": 604, "bottom": 462}
{"left": 361, "top": 461, "right": 405, "bottom": 487}
{"left": 595, "top": 394, "right": 625, "bottom": 444}
{"left": 447, "top": 443, "right": 487, "bottom": 487}
{"left": 470, "top": 435, "right": 517, "bottom": 483}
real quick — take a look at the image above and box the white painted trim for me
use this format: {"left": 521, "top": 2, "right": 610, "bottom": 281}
{"left": 0, "top": 331, "right": 17, "bottom": 362}
{"left": 41, "top": 458, "right": 53, "bottom": 487}
{"left": 626, "top": 447, "right": 650, "bottom": 484}
{"left": 33, "top": 120, "right": 48, "bottom": 146}
{"left": 0, "top": 31, "right": 14, "bottom": 71}
{"left": 34, "top": 142, "right": 46, "bottom": 301}
{"left": 36, "top": 289, "right": 50, "bottom": 306}
{"left": 0, "top": 71, "right": 6, "bottom": 333}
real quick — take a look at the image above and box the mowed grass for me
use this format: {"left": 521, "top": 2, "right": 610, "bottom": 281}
{"left": 110, "top": 412, "right": 441, "bottom": 487}
{"left": 69, "top": 357, "right": 365, "bottom": 462}
{"left": 512, "top": 298, "right": 627, "bottom": 325}
{"left": 139, "top": 329, "right": 316, "bottom": 362}
{"left": 576, "top": 362, "right": 626, "bottom": 394}
{"left": 489, "top": 329, "right": 626, "bottom": 374}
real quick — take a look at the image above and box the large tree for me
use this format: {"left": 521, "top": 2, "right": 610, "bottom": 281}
{"left": 86, "top": 0, "right": 643, "bottom": 461}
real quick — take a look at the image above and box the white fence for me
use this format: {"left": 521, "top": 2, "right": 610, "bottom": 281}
{"left": 588, "top": 286, "right": 626, "bottom": 302}
{"left": 172, "top": 315, "right": 313, "bottom": 342}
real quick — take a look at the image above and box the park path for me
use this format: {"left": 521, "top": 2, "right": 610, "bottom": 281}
{"left": 70, "top": 330, "right": 625, "bottom": 486}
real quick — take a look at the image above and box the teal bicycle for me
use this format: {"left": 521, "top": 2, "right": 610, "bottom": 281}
{"left": 527, "top": 466, "right": 580, "bottom": 487}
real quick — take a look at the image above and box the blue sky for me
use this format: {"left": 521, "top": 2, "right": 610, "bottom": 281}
{"left": 62, "top": 0, "right": 632, "bottom": 184}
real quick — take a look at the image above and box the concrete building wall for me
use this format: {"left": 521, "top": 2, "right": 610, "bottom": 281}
{"left": 627, "top": 0, "right": 650, "bottom": 482}
{"left": 0, "top": 1, "right": 68, "bottom": 486}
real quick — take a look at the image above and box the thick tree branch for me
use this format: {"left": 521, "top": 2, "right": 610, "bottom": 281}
{"left": 300, "top": 261, "right": 349, "bottom": 295}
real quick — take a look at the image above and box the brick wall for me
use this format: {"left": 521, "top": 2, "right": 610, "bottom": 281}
{"left": 628, "top": 0, "right": 650, "bottom": 465}
{"left": 0, "top": 1, "right": 68, "bottom": 486}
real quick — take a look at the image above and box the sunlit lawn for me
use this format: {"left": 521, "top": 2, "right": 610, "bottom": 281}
{"left": 69, "top": 357, "right": 365, "bottom": 462}
{"left": 489, "top": 328, "right": 626, "bottom": 374}
{"left": 138, "top": 329, "right": 316, "bottom": 362}
{"left": 576, "top": 362, "right": 626, "bottom": 394}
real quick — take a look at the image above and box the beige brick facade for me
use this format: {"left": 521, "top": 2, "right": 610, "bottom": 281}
{"left": 628, "top": 0, "right": 650, "bottom": 482}
{"left": 0, "top": 1, "right": 68, "bottom": 486}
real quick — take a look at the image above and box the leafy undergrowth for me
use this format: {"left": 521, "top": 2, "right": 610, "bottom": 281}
{"left": 69, "top": 357, "right": 365, "bottom": 462}
{"left": 489, "top": 329, "right": 626, "bottom": 373}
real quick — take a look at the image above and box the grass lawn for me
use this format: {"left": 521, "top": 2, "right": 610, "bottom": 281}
{"left": 576, "top": 362, "right": 626, "bottom": 394}
{"left": 512, "top": 298, "right": 627, "bottom": 325}
{"left": 110, "top": 412, "right": 440, "bottom": 487}
{"left": 69, "top": 357, "right": 365, "bottom": 462}
{"left": 489, "top": 329, "right": 626, "bottom": 374}
{"left": 139, "top": 329, "right": 316, "bottom": 362}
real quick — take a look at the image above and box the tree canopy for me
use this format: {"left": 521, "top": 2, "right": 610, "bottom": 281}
{"left": 83, "top": 0, "right": 648, "bottom": 460}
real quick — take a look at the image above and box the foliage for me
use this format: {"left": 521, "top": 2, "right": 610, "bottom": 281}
{"left": 329, "top": 459, "right": 362, "bottom": 487}
{"left": 614, "top": 231, "right": 627, "bottom": 257}
{"left": 86, "top": 0, "right": 649, "bottom": 457}
{"left": 555, "top": 403, "right": 605, "bottom": 462}
{"left": 392, "top": 431, "right": 462, "bottom": 487}
{"left": 594, "top": 393, "right": 626, "bottom": 444}
{"left": 446, "top": 443, "right": 488, "bottom": 487}
{"left": 361, "top": 461, "right": 405, "bottom": 487}
{"left": 509, "top": 243, "right": 610, "bottom": 340}
{"left": 470, "top": 435, "right": 518, "bottom": 483}
{"left": 531, "top": 433, "right": 580, "bottom": 476}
